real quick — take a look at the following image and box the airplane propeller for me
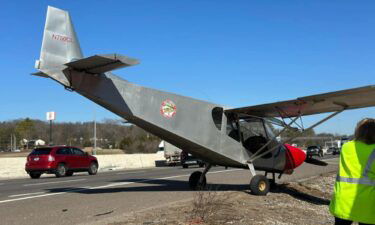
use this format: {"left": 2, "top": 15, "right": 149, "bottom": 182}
{"left": 304, "top": 157, "right": 329, "bottom": 166}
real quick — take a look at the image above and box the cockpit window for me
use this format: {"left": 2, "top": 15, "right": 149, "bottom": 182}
{"left": 212, "top": 107, "right": 223, "bottom": 130}
{"left": 240, "top": 118, "right": 267, "bottom": 140}
{"left": 227, "top": 119, "right": 240, "bottom": 142}
{"left": 239, "top": 117, "right": 275, "bottom": 158}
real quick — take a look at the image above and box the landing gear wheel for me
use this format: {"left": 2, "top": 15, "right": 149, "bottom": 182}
{"left": 29, "top": 172, "right": 41, "bottom": 179}
{"left": 55, "top": 163, "right": 67, "bottom": 177}
{"left": 66, "top": 171, "right": 74, "bottom": 176}
{"left": 88, "top": 162, "right": 98, "bottom": 175}
{"left": 250, "top": 175, "right": 270, "bottom": 196}
{"left": 189, "top": 171, "right": 207, "bottom": 190}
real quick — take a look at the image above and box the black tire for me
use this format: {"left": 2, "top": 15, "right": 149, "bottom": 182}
{"left": 66, "top": 171, "right": 74, "bottom": 176}
{"left": 55, "top": 163, "right": 67, "bottom": 177}
{"left": 88, "top": 162, "right": 98, "bottom": 175}
{"left": 182, "top": 164, "right": 189, "bottom": 169}
{"left": 250, "top": 175, "right": 270, "bottom": 196}
{"left": 198, "top": 162, "right": 205, "bottom": 168}
{"left": 189, "top": 171, "right": 206, "bottom": 190}
{"left": 29, "top": 172, "right": 41, "bottom": 179}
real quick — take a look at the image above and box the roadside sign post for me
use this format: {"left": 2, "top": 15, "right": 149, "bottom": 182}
{"left": 46, "top": 112, "right": 56, "bottom": 145}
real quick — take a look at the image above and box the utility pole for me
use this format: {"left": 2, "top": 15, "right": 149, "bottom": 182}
{"left": 93, "top": 111, "right": 97, "bottom": 155}
{"left": 14, "top": 134, "right": 16, "bottom": 150}
{"left": 10, "top": 135, "right": 12, "bottom": 151}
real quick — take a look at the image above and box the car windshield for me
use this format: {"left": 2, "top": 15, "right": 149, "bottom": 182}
{"left": 31, "top": 148, "right": 52, "bottom": 155}
{"left": 307, "top": 146, "right": 318, "bottom": 149}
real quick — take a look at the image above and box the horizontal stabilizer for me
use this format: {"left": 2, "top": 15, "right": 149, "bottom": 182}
{"left": 31, "top": 71, "right": 49, "bottom": 78}
{"left": 65, "top": 54, "right": 139, "bottom": 74}
{"left": 226, "top": 85, "right": 375, "bottom": 118}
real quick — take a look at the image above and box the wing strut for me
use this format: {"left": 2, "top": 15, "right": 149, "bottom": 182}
{"left": 247, "top": 109, "right": 345, "bottom": 163}
{"left": 276, "top": 106, "right": 305, "bottom": 131}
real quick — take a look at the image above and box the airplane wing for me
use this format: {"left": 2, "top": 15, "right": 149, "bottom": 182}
{"left": 65, "top": 54, "right": 139, "bottom": 74}
{"left": 225, "top": 85, "right": 375, "bottom": 118}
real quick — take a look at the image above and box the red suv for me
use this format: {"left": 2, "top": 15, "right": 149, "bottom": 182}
{"left": 25, "top": 146, "right": 98, "bottom": 179}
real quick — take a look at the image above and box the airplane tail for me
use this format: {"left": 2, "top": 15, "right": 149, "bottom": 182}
{"left": 33, "top": 6, "right": 83, "bottom": 86}
{"left": 36, "top": 6, "right": 83, "bottom": 69}
{"left": 34, "top": 6, "right": 139, "bottom": 87}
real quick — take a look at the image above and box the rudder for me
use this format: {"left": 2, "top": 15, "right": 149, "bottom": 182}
{"left": 36, "top": 6, "right": 83, "bottom": 70}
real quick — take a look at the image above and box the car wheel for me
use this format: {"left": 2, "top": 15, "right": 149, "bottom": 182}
{"left": 66, "top": 171, "right": 74, "bottom": 176}
{"left": 29, "top": 172, "right": 41, "bottom": 179}
{"left": 55, "top": 163, "right": 67, "bottom": 177}
{"left": 250, "top": 175, "right": 270, "bottom": 196}
{"left": 182, "top": 164, "right": 188, "bottom": 169}
{"left": 88, "top": 162, "right": 98, "bottom": 175}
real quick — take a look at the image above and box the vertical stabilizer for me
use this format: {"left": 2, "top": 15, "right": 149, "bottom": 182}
{"left": 36, "top": 6, "right": 83, "bottom": 70}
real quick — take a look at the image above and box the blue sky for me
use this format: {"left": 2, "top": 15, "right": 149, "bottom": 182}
{"left": 0, "top": 1, "right": 374, "bottom": 135}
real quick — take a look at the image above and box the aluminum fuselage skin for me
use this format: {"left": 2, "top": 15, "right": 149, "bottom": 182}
{"left": 66, "top": 70, "right": 287, "bottom": 171}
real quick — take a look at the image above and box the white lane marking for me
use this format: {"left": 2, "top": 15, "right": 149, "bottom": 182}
{"left": 0, "top": 187, "right": 91, "bottom": 204}
{"left": 116, "top": 171, "right": 146, "bottom": 175}
{"left": 9, "top": 192, "right": 45, "bottom": 198}
{"left": 23, "top": 178, "right": 86, "bottom": 187}
{"left": 0, "top": 169, "right": 242, "bottom": 204}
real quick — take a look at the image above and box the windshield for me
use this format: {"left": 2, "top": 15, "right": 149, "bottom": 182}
{"left": 31, "top": 148, "right": 52, "bottom": 155}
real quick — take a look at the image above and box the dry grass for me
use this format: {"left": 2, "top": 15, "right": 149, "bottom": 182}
{"left": 187, "top": 189, "right": 233, "bottom": 225}
{"left": 109, "top": 173, "right": 337, "bottom": 225}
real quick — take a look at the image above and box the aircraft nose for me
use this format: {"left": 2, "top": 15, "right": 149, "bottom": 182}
{"left": 284, "top": 144, "right": 306, "bottom": 171}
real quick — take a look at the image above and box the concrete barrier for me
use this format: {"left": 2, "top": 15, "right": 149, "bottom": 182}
{"left": 0, "top": 151, "right": 165, "bottom": 180}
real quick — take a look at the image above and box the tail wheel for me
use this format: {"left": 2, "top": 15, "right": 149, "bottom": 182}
{"left": 88, "top": 162, "right": 98, "bottom": 175}
{"left": 189, "top": 171, "right": 206, "bottom": 190}
{"left": 55, "top": 163, "right": 67, "bottom": 177}
{"left": 250, "top": 175, "right": 270, "bottom": 196}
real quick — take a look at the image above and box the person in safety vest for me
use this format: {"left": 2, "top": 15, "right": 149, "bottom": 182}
{"left": 329, "top": 118, "right": 375, "bottom": 225}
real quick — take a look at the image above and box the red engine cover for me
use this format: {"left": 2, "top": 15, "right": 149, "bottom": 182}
{"left": 284, "top": 144, "right": 306, "bottom": 170}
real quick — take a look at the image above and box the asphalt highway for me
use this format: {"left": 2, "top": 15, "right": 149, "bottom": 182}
{"left": 0, "top": 155, "right": 339, "bottom": 225}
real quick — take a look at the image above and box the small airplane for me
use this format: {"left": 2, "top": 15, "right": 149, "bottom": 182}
{"left": 33, "top": 6, "right": 375, "bottom": 195}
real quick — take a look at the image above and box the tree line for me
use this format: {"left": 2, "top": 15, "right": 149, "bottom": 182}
{"left": 0, "top": 118, "right": 350, "bottom": 153}
{"left": 0, "top": 118, "right": 160, "bottom": 153}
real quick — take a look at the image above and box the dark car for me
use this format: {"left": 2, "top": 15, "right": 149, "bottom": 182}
{"left": 330, "top": 147, "right": 340, "bottom": 155}
{"left": 306, "top": 146, "right": 323, "bottom": 159}
{"left": 180, "top": 151, "right": 205, "bottom": 168}
{"left": 25, "top": 146, "right": 98, "bottom": 179}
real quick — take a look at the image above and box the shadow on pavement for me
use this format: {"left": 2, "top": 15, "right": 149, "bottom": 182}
{"left": 44, "top": 178, "right": 249, "bottom": 194}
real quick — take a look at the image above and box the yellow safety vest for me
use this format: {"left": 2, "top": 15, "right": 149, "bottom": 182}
{"left": 329, "top": 141, "right": 375, "bottom": 224}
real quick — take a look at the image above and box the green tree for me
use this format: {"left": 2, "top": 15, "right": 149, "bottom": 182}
{"left": 15, "top": 118, "right": 35, "bottom": 141}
